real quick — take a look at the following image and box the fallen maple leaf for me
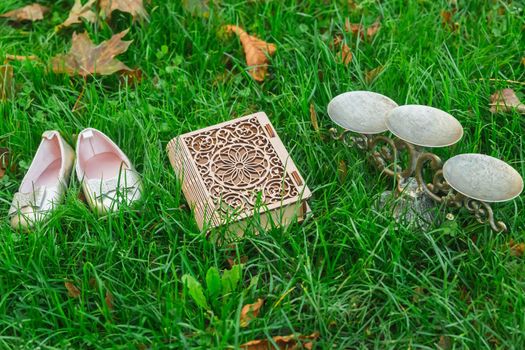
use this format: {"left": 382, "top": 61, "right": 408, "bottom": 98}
{"left": 0, "top": 148, "right": 9, "bottom": 179}
{"left": 489, "top": 89, "right": 525, "bottom": 114}
{"left": 510, "top": 239, "right": 525, "bottom": 257}
{"left": 240, "top": 299, "right": 264, "bottom": 327}
{"left": 0, "top": 64, "right": 14, "bottom": 101}
{"left": 310, "top": 102, "right": 319, "bottom": 132}
{"left": 65, "top": 281, "right": 81, "bottom": 298}
{"left": 0, "top": 3, "right": 49, "bottom": 22}
{"left": 224, "top": 25, "right": 276, "bottom": 82}
{"left": 240, "top": 332, "right": 319, "bottom": 350}
{"left": 51, "top": 30, "right": 132, "bottom": 77}
{"left": 57, "top": 0, "right": 97, "bottom": 30}
{"left": 99, "top": 0, "right": 148, "bottom": 20}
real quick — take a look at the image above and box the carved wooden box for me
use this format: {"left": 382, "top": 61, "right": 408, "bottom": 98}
{"left": 166, "top": 112, "right": 311, "bottom": 238}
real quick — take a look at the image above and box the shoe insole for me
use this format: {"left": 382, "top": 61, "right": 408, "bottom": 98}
{"left": 84, "top": 152, "right": 127, "bottom": 180}
{"left": 33, "top": 158, "right": 62, "bottom": 188}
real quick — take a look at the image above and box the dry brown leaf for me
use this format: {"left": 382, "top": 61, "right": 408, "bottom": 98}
{"left": 240, "top": 298, "right": 264, "bottom": 327}
{"left": 344, "top": 19, "right": 362, "bottom": 37}
{"left": 344, "top": 18, "right": 381, "bottom": 40}
{"left": 510, "top": 239, "right": 525, "bottom": 257}
{"left": 365, "top": 66, "right": 383, "bottom": 84}
{"left": 309, "top": 102, "right": 319, "bottom": 132}
{"left": 5, "top": 54, "right": 40, "bottom": 62}
{"left": 240, "top": 332, "right": 320, "bottom": 350}
{"left": 332, "top": 35, "right": 342, "bottom": 47}
{"left": 0, "top": 148, "right": 9, "bottom": 179}
{"left": 332, "top": 36, "right": 352, "bottom": 66}
{"left": 412, "top": 286, "right": 426, "bottom": 303}
{"left": 51, "top": 30, "right": 132, "bottom": 77}
{"left": 57, "top": 0, "right": 97, "bottom": 30}
{"left": 440, "top": 9, "right": 459, "bottom": 32}
{"left": 366, "top": 20, "right": 381, "bottom": 38}
{"left": 0, "top": 65, "right": 14, "bottom": 101}
{"left": 341, "top": 43, "right": 352, "bottom": 65}
{"left": 227, "top": 255, "right": 248, "bottom": 268}
{"left": 65, "top": 281, "right": 81, "bottom": 298}
{"left": 489, "top": 89, "right": 525, "bottom": 114}
{"left": 347, "top": 0, "right": 358, "bottom": 11}
{"left": 119, "top": 68, "right": 143, "bottom": 86}
{"left": 0, "top": 4, "right": 49, "bottom": 22}
{"left": 438, "top": 335, "right": 452, "bottom": 350}
{"left": 224, "top": 25, "right": 276, "bottom": 82}
{"left": 99, "top": 0, "right": 148, "bottom": 20}
{"left": 105, "top": 290, "right": 114, "bottom": 310}
{"left": 521, "top": 57, "right": 525, "bottom": 66}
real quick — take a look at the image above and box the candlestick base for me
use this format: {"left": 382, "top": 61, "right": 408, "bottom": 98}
{"left": 379, "top": 177, "right": 438, "bottom": 229}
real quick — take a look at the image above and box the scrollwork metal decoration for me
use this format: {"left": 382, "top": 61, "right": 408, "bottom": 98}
{"left": 414, "top": 152, "right": 507, "bottom": 232}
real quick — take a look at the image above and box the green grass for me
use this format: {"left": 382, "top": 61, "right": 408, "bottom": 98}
{"left": 1, "top": 0, "right": 525, "bottom": 348}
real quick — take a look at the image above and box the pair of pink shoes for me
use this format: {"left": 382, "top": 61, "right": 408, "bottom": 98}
{"left": 9, "top": 129, "right": 142, "bottom": 230}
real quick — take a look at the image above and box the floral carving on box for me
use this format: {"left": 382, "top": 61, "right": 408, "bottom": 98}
{"left": 183, "top": 116, "right": 300, "bottom": 215}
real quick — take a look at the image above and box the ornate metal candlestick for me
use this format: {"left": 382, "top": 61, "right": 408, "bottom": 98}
{"left": 416, "top": 153, "right": 523, "bottom": 232}
{"left": 328, "top": 91, "right": 524, "bottom": 232}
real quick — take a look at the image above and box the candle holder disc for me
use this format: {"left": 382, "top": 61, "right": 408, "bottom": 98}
{"left": 386, "top": 105, "right": 464, "bottom": 148}
{"left": 327, "top": 91, "right": 398, "bottom": 134}
{"left": 443, "top": 154, "right": 524, "bottom": 203}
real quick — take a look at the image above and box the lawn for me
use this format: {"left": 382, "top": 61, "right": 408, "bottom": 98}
{"left": 1, "top": 0, "right": 525, "bottom": 348}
